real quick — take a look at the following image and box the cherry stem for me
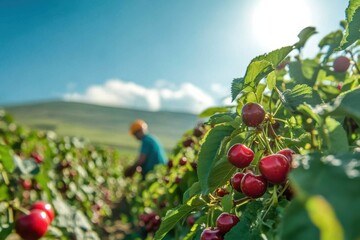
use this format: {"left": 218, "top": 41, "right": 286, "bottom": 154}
{"left": 345, "top": 50, "right": 360, "bottom": 73}
{"left": 233, "top": 196, "right": 251, "bottom": 207}
{"left": 278, "top": 181, "right": 290, "bottom": 197}
{"left": 0, "top": 163, "right": 10, "bottom": 186}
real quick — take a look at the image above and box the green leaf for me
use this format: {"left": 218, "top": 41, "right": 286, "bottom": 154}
{"left": 154, "top": 196, "right": 206, "bottom": 240}
{"left": 207, "top": 113, "right": 237, "bottom": 126}
{"left": 221, "top": 193, "right": 233, "bottom": 213}
{"left": 199, "top": 106, "right": 233, "bottom": 118}
{"left": 0, "top": 145, "right": 15, "bottom": 172}
{"left": 224, "top": 201, "right": 263, "bottom": 240}
{"left": 0, "top": 185, "right": 8, "bottom": 201}
{"left": 288, "top": 60, "right": 319, "bottom": 87}
{"left": 281, "top": 84, "right": 322, "bottom": 112}
{"left": 280, "top": 199, "right": 320, "bottom": 240}
{"left": 306, "top": 195, "right": 344, "bottom": 240}
{"left": 266, "top": 71, "right": 276, "bottom": 91}
{"left": 207, "top": 156, "right": 235, "bottom": 194}
{"left": 232, "top": 46, "right": 293, "bottom": 101}
{"left": 318, "top": 30, "right": 343, "bottom": 61}
{"left": 183, "top": 182, "right": 201, "bottom": 203}
{"left": 295, "top": 27, "right": 317, "bottom": 50}
{"left": 338, "top": 0, "right": 360, "bottom": 49}
{"left": 297, "top": 104, "right": 322, "bottom": 124}
{"left": 0, "top": 223, "right": 14, "bottom": 240}
{"left": 289, "top": 152, "right": 360, "bottom": 240}
{"left": 328, "top": 87, "right": 360, "bottom": 122}
{"left": 323, "top": 117, "right": 349, "bottom": 154}
{"left": 197, "top": 125, "right": 234, "bottom": 194}
{"left": 231, "top": 78, "right": 245, "bottom": 101}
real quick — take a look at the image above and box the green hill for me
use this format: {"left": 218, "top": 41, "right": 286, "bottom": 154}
{"left": 3, "top": 101, "right": 201, "bottom": 155}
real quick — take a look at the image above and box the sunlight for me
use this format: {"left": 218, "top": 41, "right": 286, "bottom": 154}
{"left": 251, "top": 0, "right": 313, "bottom": 50}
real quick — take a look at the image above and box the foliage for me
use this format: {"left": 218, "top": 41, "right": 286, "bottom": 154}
{"left": 152, "top": 0, "right": 360, "bottom": 239}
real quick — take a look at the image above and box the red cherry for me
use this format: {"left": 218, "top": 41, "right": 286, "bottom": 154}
{"left": 242, "top": 103, "right": 266, "bottom": 127}
{"left": 259, "top": 154, "right": 290, "bottom": 184}
{"left": 200, "top": 227, "right": 223, "bottom": 240}
{"left": 276, "top": 148, "right": 295, "bottom": 163}
{"left": 31, "top": 152, "right": 44, "bottom": 164}
{"left": 216, "top": 188, "right": 229, "bottom": 197}
{"left": 241, "top": 173, "right": 267, "bottom": 198}
{"left": 333, "top": 56, "right": 350, "bottom": 73}
{"left": 193, "top": 127, "right": 204, "bottom": 137}
{"left": 167, "top": 160, "right": 173, "bottom": 169}
{"left": 30, "top": 201, "right": 55, "bottom": 223}
{"left": 227, "top": 144, "right": 254, "bottom": 168}
{"left": 187, "top": 215, "right": 196, "bottom": 226}
{"left": 15, "top": 210, "right": 50, "bottom": 240}
{"left": 216, "top": 212, "right": 239, "bottom": 234}
{"left": 183, "top": 138, "right": 194, "bottom": 147}
{"left": 179, "top": 157, "right": 187, "bottom": 166}
{"left": 21, "top": 179, "right": 32, "bottom": 190}
{"left": 230, "top": 172, "right": 245, "bottom": 192}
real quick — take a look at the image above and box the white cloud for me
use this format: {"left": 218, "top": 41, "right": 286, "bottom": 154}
{"left": 63, "top": 79, "right": 217, "bottom": 113}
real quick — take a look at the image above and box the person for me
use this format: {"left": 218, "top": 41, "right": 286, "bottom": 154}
{"left": 124, "top": 119, "right": 167, "bottom": 178}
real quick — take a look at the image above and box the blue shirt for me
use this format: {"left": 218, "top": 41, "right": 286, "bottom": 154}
{"left": 140, "top": 134, "right": 167, "bottom": 175}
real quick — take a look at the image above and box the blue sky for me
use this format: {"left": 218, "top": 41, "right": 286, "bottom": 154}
{"left": 0, "top": 0, "right": 349, "bottom": 113}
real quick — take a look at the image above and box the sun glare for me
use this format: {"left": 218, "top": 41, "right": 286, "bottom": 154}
{"left": 251, "top": 0, "right": 313, "bottom": 51}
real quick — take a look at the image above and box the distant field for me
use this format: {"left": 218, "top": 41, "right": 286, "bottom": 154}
{"left": 3, "top": 101, "right": 202, "bottom": 155}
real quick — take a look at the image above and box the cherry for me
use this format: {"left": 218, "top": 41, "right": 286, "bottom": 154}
{"left": 31, "top": 152, "right": 44, "bottom": 164}
{"left": 216, "top": 187, "right": 229, "bottom": 197}
{"left": 200, "top": 227, "right": 223, "bottom": 240}
{"left": 167, "top": 160, "right": 173, "bottom": 169}
{"left": 15, "top": 210, "right": 50, "bottom": 240}
{"left": 230, "top": 172, "right": 245, "bottom": 192}
{"left": 241, "top": 173, "right": 267, "bottom": 198}
{"left": 30, "top": 201, "right": 55, "bottom": 222}
{"left": 21, "top": 179, "right": 32, "bottom": 190}
{"left": 333, "top": 56, "right": 350, "bottom": 73}
{"left": 241, "top": 103, "right": 266, "bottom": 127}
{"left": 216, "top": 212, "right": 239, "bottom": 234}
{"left": 193, "top": 127, "right": 204, "bottom": 137}
{"left": 227, "top": 144, "right": 254, "bottom": 168}
{"left": 183, "top": 138, "right": 194, "bottom": 147}
{"left": 277, "top": 148, "right": 295, "bottom": 163}
{"left": 187, "top": 215, "right": 196, "bottom": 226}
{"left": 179, "top": 157, "right": 187, "bottom": 166}
{"left": 191, "top": 162, "right": 198, "bottom": 171}
{"left": 259, "top": 154, "right": 290, "bottom": 184}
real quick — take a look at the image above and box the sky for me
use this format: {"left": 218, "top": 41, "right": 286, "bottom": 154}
{"left": 0, "top": 0, "right": 350, "bottom": 113}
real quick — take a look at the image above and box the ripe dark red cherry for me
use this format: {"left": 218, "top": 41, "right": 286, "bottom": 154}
{"left": 200, "top": 227, "right": 223, "bottom": 240}
{"left": 31, "top": 152, "right": 44, "bottom": 164}
{"left": 277, "top": 148, "right": 295, "bottom": 163}
{"left": 216, "top": 212, "right": 239, "bottom": 234}
{"left": 241, "top": 103, "right": 266, "bottom": 127}
{"left": 230, "top": 172, "right": 245, "bottom": 192}
{"left": 259, "top": 154, "right": 290, "bottom": 184}
{"left": 30, "top": 201, "right": 55, "bottom": 223}
{"left": 216, "top": 188, "right": 229, "bottom": 197}
{"left": 15, "top": 210, "right": 50, "bottom": 240}
{"left": 183, "top": 138, "right": 194, "bottom": 147}
{"left": 179, "top": 157, "right": 187, "bottom": 166}
{"left": 227, "top": 144, "right": 254, "bottom": 168}
{"left": 241, "top": 173, "right": 267, "bottom": 198}
{"left": 333, "top": 56, "right": 350, "bottom": 73}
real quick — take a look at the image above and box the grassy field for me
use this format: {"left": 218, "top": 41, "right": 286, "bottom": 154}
{"left": 3, "top": 101, "right": 201, "bottom": 156}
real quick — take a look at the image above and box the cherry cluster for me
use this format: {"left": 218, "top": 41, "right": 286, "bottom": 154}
{"left": 139, "top": 212, "right": 161, "bottom": 233}
{"left": 200, "top": 212, "right": 239, "bottom": 240}
{"left": 228, "top": 144, "right": 294, "bottom": 198}
{"left": 15, "top": 201, "right": 55, "bottom": 240}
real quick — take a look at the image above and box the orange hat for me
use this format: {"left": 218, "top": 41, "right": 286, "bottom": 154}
{"left": 129, "top": 119, "right": 148, "bottom": 135}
